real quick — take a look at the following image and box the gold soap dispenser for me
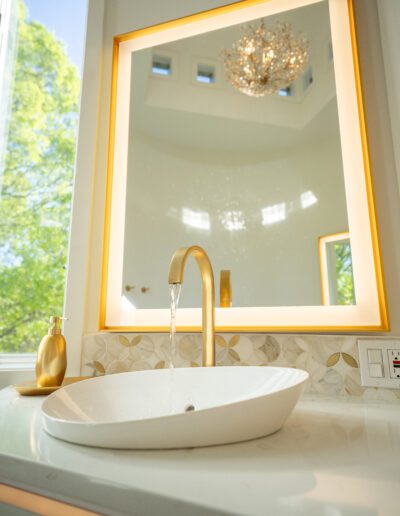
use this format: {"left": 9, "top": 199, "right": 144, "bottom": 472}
{"left": 36, "top": 316, "right": 67, "bottom": 387}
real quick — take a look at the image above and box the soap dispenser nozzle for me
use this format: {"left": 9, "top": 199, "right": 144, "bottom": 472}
{"left": 48, "top": 316, "right": 67, "bottom": 335}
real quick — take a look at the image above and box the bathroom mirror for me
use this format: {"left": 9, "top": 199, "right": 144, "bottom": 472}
{"left": 101, "top": 0, "right": 388, "bottom": 331}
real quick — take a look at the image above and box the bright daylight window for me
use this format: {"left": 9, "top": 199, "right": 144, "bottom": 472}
{"left": 0, "top": 0, "right": 86, "bottom": 356}
{"left": 152, "top": 55, "right": 172, "bottom": 76}
{"left": 196, "top": 64, "right": 215, "bottom": 84}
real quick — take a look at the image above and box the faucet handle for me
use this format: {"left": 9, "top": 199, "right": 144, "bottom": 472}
{"left": 220, "top": 270, "right": 232, "bottom": 308}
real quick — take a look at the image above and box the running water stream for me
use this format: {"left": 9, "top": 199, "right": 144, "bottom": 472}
{"left": 169, "top": 283, "right": 181, "bottom": 368}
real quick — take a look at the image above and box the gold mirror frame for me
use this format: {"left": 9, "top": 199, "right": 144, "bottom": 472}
{"left": 100, "top": 0, "right": 389, "bottom": 333}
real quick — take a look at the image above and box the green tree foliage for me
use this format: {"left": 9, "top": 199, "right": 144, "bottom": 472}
{"left": 334, "top": 242, "right": 355, "bottom": 305}
{"left": 0, "top": 2, "right": 79, "bottom": 352}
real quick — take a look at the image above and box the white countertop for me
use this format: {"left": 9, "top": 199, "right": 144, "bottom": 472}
{"left": 0, "top": 386, "right": 399, "bottom": 516}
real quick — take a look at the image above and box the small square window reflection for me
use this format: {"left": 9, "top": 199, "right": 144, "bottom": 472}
{"left": 278, "top": 86, "right": 292, "bottom": 97}
{"left": 152, "top": 55, "right": 172, "bottom": 76}
{"left": 196, "top": 64, "right": 215, "bottom": 84}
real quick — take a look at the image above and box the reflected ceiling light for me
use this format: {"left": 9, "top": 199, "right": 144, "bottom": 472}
{"left": 182, "top": 208, "right": 210, "bottom": 230}
{"left": 262, "top": 203, "right": 286, "bottom": 225}
{"left": 220, "top": 210, "right": 246, "bottom": 231}
{"left": 223, "top": 20, "right": 308, "bottom": 97}
{"left": 300, "top": 190, "right": 318, "bottom": 209}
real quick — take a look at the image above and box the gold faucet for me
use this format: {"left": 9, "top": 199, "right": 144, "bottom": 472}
{"left": 168, "top": 245, "right": 215, "bottom": 367}
{"left": 220, "top": 270, "right": 232, "bottom": 308}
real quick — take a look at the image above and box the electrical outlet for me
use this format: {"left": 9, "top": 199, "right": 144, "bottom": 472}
{"left": 358, "top": 339, "right": 400, "bottom": 389}
{"left": 388, "top": 349, "right": 400, "bottom": 379}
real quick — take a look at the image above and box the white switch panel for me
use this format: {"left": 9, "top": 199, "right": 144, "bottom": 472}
{"left": 368, "top": 363, "right": 383, "bottom": 378}
{"left": 367, "top": 349, "right": 382, "bottom": 363}
{"left": 358, "top": 339, "right": 400, "bottom": 389}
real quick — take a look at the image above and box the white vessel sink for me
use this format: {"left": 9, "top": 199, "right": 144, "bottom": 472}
{"left": 41, "top": 366, "right": 308, "bottom": 449}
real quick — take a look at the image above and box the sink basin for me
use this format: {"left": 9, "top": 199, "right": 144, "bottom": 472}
{"left": 41, "top": 366, "right": 308, "bottom": 449}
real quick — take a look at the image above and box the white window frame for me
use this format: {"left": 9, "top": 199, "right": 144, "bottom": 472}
{"left": 60, "top": 0, "right": 105, "bottom": 377}
{"left": 0, "top": 0, "right": 105, "bottom": 386}
{"left": 0, "top": 355, "right": 36, "bottom": 389}
{"left": 0, "top": 0, "right": 35, "bottom": 387}
{"left": 0, "top": 0, "right": 18, "bottom": 182}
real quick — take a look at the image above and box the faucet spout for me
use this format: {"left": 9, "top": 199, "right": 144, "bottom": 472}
{"left": 168, "top": 246, "right": 215, "bottom": 367}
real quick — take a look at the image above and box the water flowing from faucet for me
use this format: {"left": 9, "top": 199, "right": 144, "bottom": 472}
{"left": 169, "top": 283, "right": 181, "bottom": 368}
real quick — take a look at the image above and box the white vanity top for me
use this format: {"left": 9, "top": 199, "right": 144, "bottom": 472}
{"left": 0, "top": 386, "right": 399, "bottom": 516}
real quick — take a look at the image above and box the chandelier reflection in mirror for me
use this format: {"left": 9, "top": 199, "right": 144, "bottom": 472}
{"left": 223, "top": 20, "right": 308, "bottom": 97}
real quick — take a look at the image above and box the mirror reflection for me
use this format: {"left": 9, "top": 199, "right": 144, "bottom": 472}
{"left": 319, "top": 232, "right": 355, "bottom": 306}
{"left": 122, "top": 0, "right": 355, "bottom": 309}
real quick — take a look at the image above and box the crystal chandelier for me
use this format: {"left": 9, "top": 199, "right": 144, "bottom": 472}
{"left": 223, "top": 20, "right": 308, "bottom": 97}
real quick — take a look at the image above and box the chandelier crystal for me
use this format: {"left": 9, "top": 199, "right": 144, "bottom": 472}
{"left": 223, "top": 20, "right": 309, "bottom": 97}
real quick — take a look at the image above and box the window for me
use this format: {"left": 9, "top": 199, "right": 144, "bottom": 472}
{"left": 152, "top": 54, "right": 172, "bottom": 76}
{"left": 0, "top": 0, "right": 86, "bottom": 356}
{"left": 192, "top": 58, "right": 220, "bottom": 88}
{"left": 196, "top": 63, "right": 215, "bottom": 84}
{"left": 319, "top": 232, "right": 356, "bottom": 306}
{"left": 278, "top": 86, "right": 292, "bottom": 97}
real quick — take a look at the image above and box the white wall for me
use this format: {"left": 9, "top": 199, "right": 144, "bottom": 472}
{"left": 66, "top": 0, "right": 400, "bottom": 353}
{"left": 377, "top": 0, "right": 400, "bottom": 194}
{"left": 123, "top": 134, "right": 347, "bottom": 308}
{"left": 62, "top": 0, "right": 104, "bottom": 374}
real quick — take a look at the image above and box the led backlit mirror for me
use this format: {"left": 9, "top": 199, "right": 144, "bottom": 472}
{"left": 102, "top": 0, "right": 388, "bottom": 332}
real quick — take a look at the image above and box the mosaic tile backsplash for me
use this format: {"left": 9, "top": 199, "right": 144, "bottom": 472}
{"left": 81, "top": 333, "right": 400, "bottom": 401}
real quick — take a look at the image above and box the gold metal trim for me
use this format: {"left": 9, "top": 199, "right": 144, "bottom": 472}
{"left": 114, "top": 0, "right": 272, "bottom": 45}
{"left": 220, "top": 270, "right": 232, "bottom": 308}
{"left": 99, "top": 0, "right": 389, "bottom": 333}
{"left": 168, "top": 245, "right": 215, "bottom": 366}
{"left": 100, "top": 37, "right": 119, "bottom": 330}
{"left": 13, "top": 376, "right": 91, "bottom": 396}
{"left": 101, "top": 324, "right": 388, "bottom": 333}
{"left": 347, "top": 0, "right": 389, "bottom": 331}
{"left": 0, "top": 483, "right": 100, "bottom": 516}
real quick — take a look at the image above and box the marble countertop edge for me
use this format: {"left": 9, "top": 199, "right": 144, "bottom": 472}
{"left": 0, "top": 455, "right": 226, "bottom": 516}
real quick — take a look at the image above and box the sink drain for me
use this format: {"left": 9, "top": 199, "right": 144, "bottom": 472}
{"left": 184, "top": 404, "right": 195, "bottom": 412}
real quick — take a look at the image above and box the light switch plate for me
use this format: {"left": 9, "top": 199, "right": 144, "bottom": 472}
{"left": 358, "top": 339, "right": 400, "bottom": 389}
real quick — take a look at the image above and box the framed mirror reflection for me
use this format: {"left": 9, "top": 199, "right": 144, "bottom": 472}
{"left": 101, "top": 0, "right": 388, "bottom": 332}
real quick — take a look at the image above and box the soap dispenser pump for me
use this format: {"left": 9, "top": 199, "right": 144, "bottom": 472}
{"left": 36, "top": 316, "right": 67, "bottom": 388}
